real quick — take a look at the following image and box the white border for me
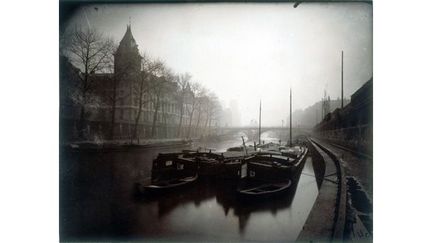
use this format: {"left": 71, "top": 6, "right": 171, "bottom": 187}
{"left": 1, "top": 0, "right": 432, "bottom": 242}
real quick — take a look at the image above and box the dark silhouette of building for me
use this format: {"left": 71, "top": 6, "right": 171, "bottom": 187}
{"left": 314, "top": 78, "right": 372, "bottom": 154}
{"left": 115, "top": 25, "right": 141, "bottom": 76}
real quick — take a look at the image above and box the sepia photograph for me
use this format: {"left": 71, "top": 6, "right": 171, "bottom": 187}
{"left": 59, "top": 1, "right": 372, "bottom": 242}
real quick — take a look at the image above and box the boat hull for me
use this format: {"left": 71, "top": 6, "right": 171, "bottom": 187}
{"left": 136, "top": 174, "right": 198, "bottom": 194}
{"left": 237, "top": 180, "right": 293, "bottom": 198}
{"left": 222, "top": 160, "right": 242, "bottom": 180}
{"left": 236, "top": 145, "right": 309, "bottom": 198}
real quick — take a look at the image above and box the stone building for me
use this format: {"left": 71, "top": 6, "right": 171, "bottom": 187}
{"left": 60, "top": 25, "right": 218, "bottom": 142}
{"left": 314, "top": 78, "right": 373, "bottom": 154}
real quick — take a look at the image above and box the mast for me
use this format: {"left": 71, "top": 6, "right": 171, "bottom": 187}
{"left": 341, "top": 50, "right": 344, "bottom": 109}
{"left": 241, "top": 136, "right": 248, "bottom": 156}
{"left": 280, "top": 120, "right": 284, "bottom": 144}
{"left": 290, "top": 88, "right": 292, "bottom": 147}
{"left": 258, "top": 100, "right": 262, "bottom": 145}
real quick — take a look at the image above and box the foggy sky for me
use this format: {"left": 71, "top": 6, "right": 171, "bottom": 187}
{"left": 64, "top": 2, "right": 372, "bottom": 126}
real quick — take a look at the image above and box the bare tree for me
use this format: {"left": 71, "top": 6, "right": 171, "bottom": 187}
{"left": 201, "top": 96, "right": 211, "bottom": 137}
{"left": 64, "top": 26, "right": 114, "bottom": 139}
{"left": 175, "top": 73, "right": 192, "bottom": 138}
{"left": 203, "top": 93, "right": 221, "bottom": 137}
{"left": 131, "top": 54, "right": 164, "bottom": 143}
{"left": 185, "top": 82, "right": 204, "bottom": 139}
{"left": 150, "top": 65, "right": 175, "bottom": 138}
{"left": 194, "top": 88, "right": 209, "bottom": 137}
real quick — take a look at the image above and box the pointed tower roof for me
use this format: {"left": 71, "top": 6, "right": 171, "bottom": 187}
{"left": 116, "top": 24, "right": 139, "bottom": 55}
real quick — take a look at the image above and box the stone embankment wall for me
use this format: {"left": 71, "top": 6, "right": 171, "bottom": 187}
{"left": 314, "top": 79, "right": 372, "bottom": 155}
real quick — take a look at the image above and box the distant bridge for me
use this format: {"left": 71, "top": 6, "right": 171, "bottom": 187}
{"left": 217, "top": 126, "right": 313, "bottom": 143}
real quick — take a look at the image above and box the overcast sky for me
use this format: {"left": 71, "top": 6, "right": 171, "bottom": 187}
{"left": 64, "top": 2, "right": 372, "bottom": 126}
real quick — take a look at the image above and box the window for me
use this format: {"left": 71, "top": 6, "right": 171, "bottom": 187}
{"left": 177, "top": 163, "right": 184, "bottom": 170}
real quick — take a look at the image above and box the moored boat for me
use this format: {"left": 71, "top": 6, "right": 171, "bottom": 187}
{"left": 237, "top": 144, "right": 308, "bottom": 198}
{"left": 151, "top": 152, "right": 197, "bottom": 180}
{"left": 137, "top": 174, "right": 198, "bottom": 194}
{"left": 136, "top": 151, "right": 199, "bottom": 195}
{"left": 221, "top": 157, "right": 243, "bottom": 179}
{"left": 195, "top": 152, "right": 224, "bottom": 176}
{"left": 238, "top": 180, "right": 292, "bottom": 197}
{"left": 245, "top": 151, "right": 295, "bottom": 179}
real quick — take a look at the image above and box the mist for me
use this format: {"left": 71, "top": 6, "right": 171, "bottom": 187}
{"left": 63, "top": 2, "right": 372, "bottom": 127}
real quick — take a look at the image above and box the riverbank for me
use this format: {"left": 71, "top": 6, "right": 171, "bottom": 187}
{"left": 61, "top": 138, "right": 193, "bottom": 152}
{"left": 312, "top": 137, "right": 373, "bottom": 240}
{"left": 65, "top": 138, "right": 191, "bottom": 145}
{"left": 297, "top": 138, "right": 345, "bottom": 242}
{"left": 298, "top": 137, "right": 372, "bottom": 242}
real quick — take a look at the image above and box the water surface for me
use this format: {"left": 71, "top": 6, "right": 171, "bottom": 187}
{"left": 60, "top": 133, "right": 319, "bottom": 241}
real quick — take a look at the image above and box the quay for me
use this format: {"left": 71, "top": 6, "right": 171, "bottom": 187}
{"left": 298, "top": 137, "right": 372, "bottom": 242}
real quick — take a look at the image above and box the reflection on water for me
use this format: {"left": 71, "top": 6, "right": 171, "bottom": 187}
{"left": 60, "top": 135, "right": 319, "bottom": 242}
{"left": 132, "top": 158, "right": 318, "bottom": 242}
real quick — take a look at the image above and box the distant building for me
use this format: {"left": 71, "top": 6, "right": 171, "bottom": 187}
{"left": 221, "top": 108, "right": 233, "bottom": 127}
{"left": 229, "top": 100, "right": 241, "bottom": 127}
{"left": 314, "top": 78, "right": 373, "bottom": 154}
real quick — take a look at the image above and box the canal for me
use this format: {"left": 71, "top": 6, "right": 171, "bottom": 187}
{"left": 60, "top": 132, "right": 320, "bottom": 242}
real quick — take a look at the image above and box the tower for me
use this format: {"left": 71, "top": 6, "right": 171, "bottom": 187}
{"left": 113, "top": 24, "right": 142, "bottom": 126}
{"left": 114, "top": 24, "right": 141, "bottom": 83}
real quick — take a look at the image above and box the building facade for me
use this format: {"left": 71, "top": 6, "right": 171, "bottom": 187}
{"left": 60, "top": 25, "right": 220, "bottom": 143}
{"left": 314, "top": 78, "right": 373, "bottom": 154}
